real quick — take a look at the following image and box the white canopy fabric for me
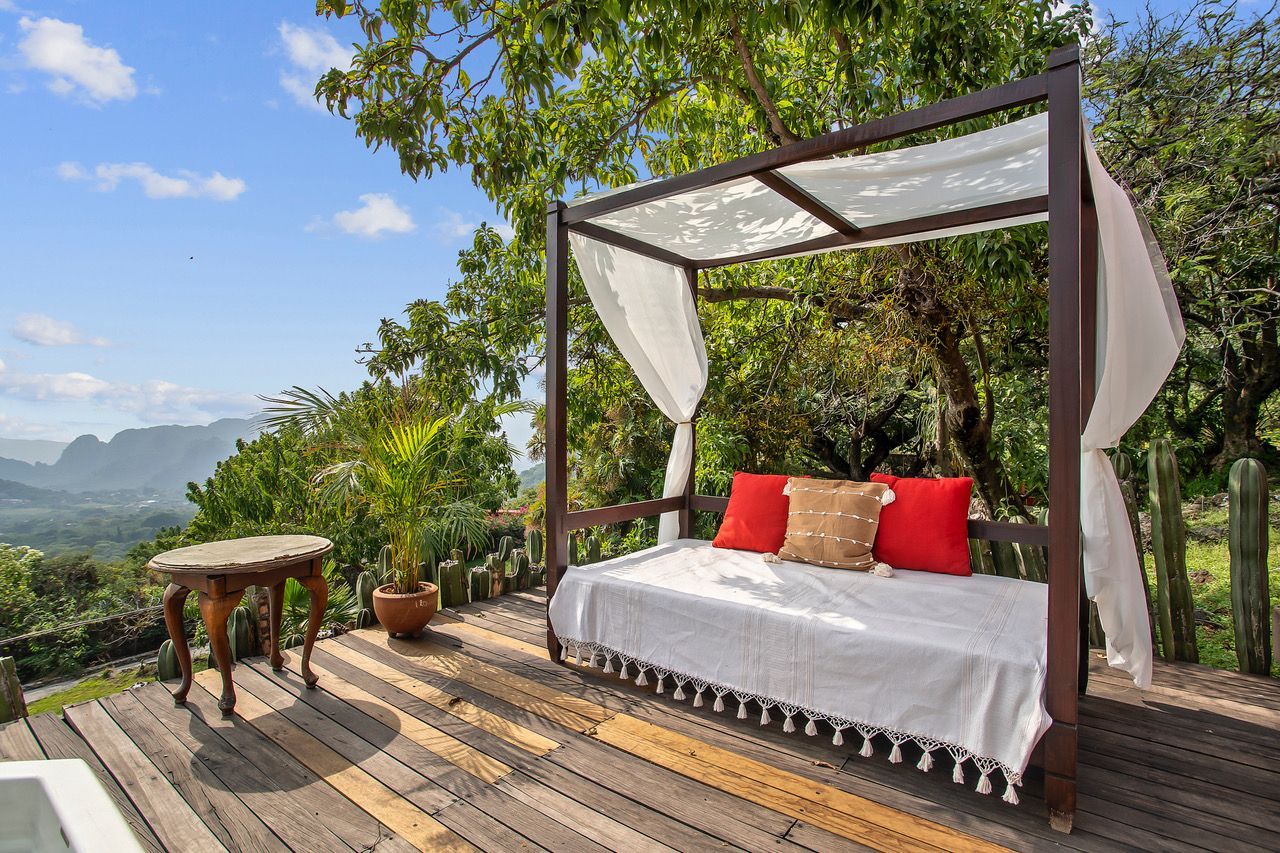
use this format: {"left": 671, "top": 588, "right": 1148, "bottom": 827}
{"left": 567, "top": 113, "right": 1182, "bottom": 689}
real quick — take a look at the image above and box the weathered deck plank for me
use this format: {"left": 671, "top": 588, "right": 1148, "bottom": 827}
{"left": 10, "top": 590, "right": 1278, "bottom": 852}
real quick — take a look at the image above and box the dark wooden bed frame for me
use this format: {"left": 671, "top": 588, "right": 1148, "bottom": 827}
{"left": 543, "top": 43, "right": 1094, "bottom": 832}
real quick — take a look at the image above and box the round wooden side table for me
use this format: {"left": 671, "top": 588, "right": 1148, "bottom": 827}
{"left": 148, "top": 535, "right": 333, "bottom": 716}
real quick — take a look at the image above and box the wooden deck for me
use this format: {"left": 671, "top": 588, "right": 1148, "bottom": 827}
{"left": 2, "top": 589, "right": 1278, "bottom": 852}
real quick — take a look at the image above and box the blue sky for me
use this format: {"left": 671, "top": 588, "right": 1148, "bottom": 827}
{"left": 0, "top": 1, "right": 1194, "bottom": 458}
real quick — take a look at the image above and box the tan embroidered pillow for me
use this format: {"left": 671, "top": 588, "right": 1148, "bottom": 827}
{"left": 777, "top": 478, "right": 893, "bottom": 570}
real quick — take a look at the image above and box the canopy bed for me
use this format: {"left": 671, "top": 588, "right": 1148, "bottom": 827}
{"left": 541, "top": 44, "right": 1183, "bottom": 832}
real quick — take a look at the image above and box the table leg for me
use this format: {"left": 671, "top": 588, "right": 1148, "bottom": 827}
{"left": 161, "top": 583, "right": 193, "bottom": 705}
{"left": 199, "top": 591, "right": 243, "bottom": 716}
{"left": 267, "top": 581, "right": 286, "bottom": 671}
{"left": 296, "top": 574, "right": 328, "bottom": 688}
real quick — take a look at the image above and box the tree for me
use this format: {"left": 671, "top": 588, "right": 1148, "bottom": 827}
{"left": 1087, "top": 1, "right": 1280, "bottom": 472}
{"left": 315, "top": 0, "right": 1088, "bottom": 516}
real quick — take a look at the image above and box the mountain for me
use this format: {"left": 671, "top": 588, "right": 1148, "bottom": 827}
{"left": 518, "top": 461, "right": 545, "bottom": 490}
{"left": 0, "top": 438, "right": 68, "bottom": 465}
{"left": 0, "top": 418, "right": 257, "bottom": 496}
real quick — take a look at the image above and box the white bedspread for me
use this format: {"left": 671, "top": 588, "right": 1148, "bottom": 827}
{"left": 549, "top": 539, "right": 1051, "bottom": 793}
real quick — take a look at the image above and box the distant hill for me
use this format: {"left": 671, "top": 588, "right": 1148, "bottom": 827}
{"left": 0, "top": 438, "right": 68, "bottom": 465}
{"left": 0, "top": 418, "right": 257, "bottom": 496}
{"left": 518, "top": 461, "right": 545, "bottom": 490}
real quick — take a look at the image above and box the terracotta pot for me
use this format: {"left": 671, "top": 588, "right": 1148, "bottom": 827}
{"left": 372, "top": 582, "right": 438, "bottom": 639}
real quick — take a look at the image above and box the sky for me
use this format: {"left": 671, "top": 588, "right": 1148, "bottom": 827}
{"left": 0, "top": 0, "right": 1195, "bottom": 459}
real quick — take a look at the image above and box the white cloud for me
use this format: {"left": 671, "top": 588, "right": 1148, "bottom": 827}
{"left": 59, "top": 161, "right": 246, "bottom": 201}
{"left": 277, "top": 22, "right": 350, "bottom": 110}
{"left": 325, "top": 193, "right": 416, "bottom": 238}
{"left": 12, "top": 313, "right": 110, "bottom": 347}
{"left": 17, "top": 16, "right": 137, "bottom": 104}
{"left": 435, "top": 210, "right": 477, "bottom": 240}
{"left": 0, "top": 413, "right": 63, "bottom": 439}
{"left": 0, "top": 361, "right": 258, "bottom": 425}
{"left": 433, "top": 210, "right": 516, "bottom": 243}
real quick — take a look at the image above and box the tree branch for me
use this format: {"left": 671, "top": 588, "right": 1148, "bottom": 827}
{"left": 727, "top": 16, "right": 801, "bottom": 145}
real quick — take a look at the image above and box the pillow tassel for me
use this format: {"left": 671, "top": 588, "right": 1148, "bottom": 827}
{"left": 952, "top": 762, "right": 966, "bottom": 784}
{"left": 917, "top": 750, "right": 935, "bottom": 772}
{"left": 737, "top": 700, "right": 748, "bottom": 720}
{"left": 859, "top": 735, "right": 874, "bottom": 758}
{"left": 888, "top": 743, "right": 903, "bottom": 764}
{"left": 804, "top": 717, "right": 818, "bottom": 737}
{"left": 1002, "top": 781, "right": 1020, "bottom": 805}
{"left": 832, "top": 728, "right": 844, "bottom": 747}
{"left": 619, "top": 661, "right": 629, "bottom": 680}
{"left": 602, "top": 656, "right": 614, "bottom": 674}
{"left": 713, "top": 694, "right": 725, "bottom": 713}
{"left": 575, "top": 648, "right": 584, "bottom": 666}
{"left": 759, "top": 706, "right": 772, "bottom": 726}
{"left": 559, "top": 645, "right": 568, "bottom": 661}
{"left": 782, "top": 714, "right": 795, "bottom": 733}
{"left": 693, "top": 689, "right": 704, "bottom": 708}
{"left": 673, "top": 683, "right": 686, "bottom": 701}
{"left": 976, "top": 772, "right": 993, "bottom": 795}
{"left": 635, "top": 669, "right": 647, "bottom": 687}
{"left": 654, "top": 675, "right": 665, "bottom": 694}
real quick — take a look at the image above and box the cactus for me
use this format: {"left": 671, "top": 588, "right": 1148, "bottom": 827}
{"left": 529, "top": 565, "right": 547, "bottom": 586}
{"left": 967, "top": 539, "right": 996, "bottom": 575}
{"left": 451, "top": 548, "right": 465, "bottom": 566}
{"left": 507, "top": 549, "right": 531, "bottom": 591}
{"left": 437, "top": 559, "right": 468, "bottom": 608}
{"left": 470, "top": 566, "right": 492, "bottom": 601}
{"left": 355, "top": 570, "right": 377, "bottom": 614}
{"left": 485, "top": 553, "right": 505, "bottom": 595}
{"left": 356, "top": 608, "right": 374, "bottom": 629}
{"left": 157, "top": 639, "right": 181, "bottom": 681}
{"left": 1010, "top": 516, "right": 1046, "bottom": 583}
{"left": 585, "top": 535, "right": 602, "bottom": 564}
{"left": 228, "top": 605, "right": 253, "bottom": 662}
{"left": 990, "top": 536, "right": 1021, "bottom": 579}
{"left": 526, "top": 529, "right": 545, "bottom": 566}
{"left": 420, "top": 560, "right": 438, "bottom": 587}
{"left": 1115, "top": 472, "right": 1158, "bottom": 645}
{"left": 1147, "top": 439, "right": 1198, "bottom": 663}
{"left": 1229, "top": 458, "right": 1271, "bottom": 675}
{"left": 569, "top": 532, "right": 580, "bottom": 566}
{"left": 377, "top": 544, "right": 392, "bottom": 583}
{"left": 1111, "top": 450, "right": 1135, "bottom": 482}
{"left": 497, "top": 535, "right": 515, "bottom": 563}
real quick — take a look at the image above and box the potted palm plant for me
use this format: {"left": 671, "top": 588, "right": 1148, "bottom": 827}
{"left": 264, "top": 383, "right": 500, "bottom": 638}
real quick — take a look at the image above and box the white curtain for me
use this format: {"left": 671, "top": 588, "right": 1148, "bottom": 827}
{"left": 1080, "top": 137, "right": 1185, "bottom": 690}
{"left": 568, "top": 233, "right": 708, "bottom": 544}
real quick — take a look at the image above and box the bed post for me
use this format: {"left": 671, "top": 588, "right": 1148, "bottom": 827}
{"left": 679, "top": 265, "right": 698, "bottom": 539}
{"left": 1045, "top": 42, "right": 1083, "bottom": 833}
{"left": 1079, "top": 171, "right": 1100, "bottom": 695}
{"left": 545, "top": 200, "right": 569, "bottom": 664}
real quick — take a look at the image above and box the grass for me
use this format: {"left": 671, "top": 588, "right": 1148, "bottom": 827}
{"left": 27, "top": 657, "right": 209, "bottom": 717}
{"left": 1149, "top": 499, "right": 1280, "bottom": 678}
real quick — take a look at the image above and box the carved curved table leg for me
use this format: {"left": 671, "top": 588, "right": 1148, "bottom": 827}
{"left": 267, "top": 581, "right": 286, "bottom": 671}
{"left": 297, "top": 573, "right": 328, "bottom": 688}
{"left": 199, "top": 591, "right": 243, "bottom": 716}
{"left": 161, "top": 583, "right": 193, "bottom": 705}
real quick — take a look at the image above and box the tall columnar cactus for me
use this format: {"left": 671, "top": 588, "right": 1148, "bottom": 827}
{"left": 1114, "top": 465, "right": 1158, "bottom": 645}
{"left": 486, "top": 553, "right": 505, "bottom": 595}
{"left": 1010, "top": 516, "right": 1046, "bottom": 583}
{"left": 497, "top": 535, "right": 515, "bottom": 563}
{"left": 1110, "top": 451, "right": 1135, "bottom": 482}
{"left": 377, "top": 544, "right": 392, "bottom": 583}
{"left": 437, "top": 559, "right": 469, "bottom": 608}
{"left": 470, "top": 566, "right": 493, "bottom": 601}
{"left": 228, "top": 605, "right": 253, "bottom": 662}
{"left": 585, "top": 535, "right": 602, "bottom": 565}
{"left": 1228, "top": 458, "right": 1271, "bottom": 675}
{"left": 356, "top": 608, "right": 374, "bottom": 629}
{"left": 157, "top": 639, "right": 181, "bottom": 681}
{"left": 526, "top": 529, "right": 545, "bottom": 566}
{"left": 569, "top": 533, "right": 580, "bottom": 566}
{"left": 1147, "top": 439, "right": 1199, "bottom": 663}
{"left": 507, "top": 549, "right": 531, "bottom": 591}
{"left": 990, "top": 537, "right": 1021, "bottom": 580}
{"left": 355, "top": 571, "right": 377, "bottom": 614}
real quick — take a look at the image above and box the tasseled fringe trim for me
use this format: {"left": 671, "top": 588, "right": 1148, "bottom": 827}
{"left": 558, "top": 636, "right": 1026, "bottom": 806}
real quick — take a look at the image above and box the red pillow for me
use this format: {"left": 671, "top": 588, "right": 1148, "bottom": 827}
{"left": 870, "top": 473, "right": 973, "bottom": 575}
{"left": 712, "top": 472, "right": 794, "bottom": 553}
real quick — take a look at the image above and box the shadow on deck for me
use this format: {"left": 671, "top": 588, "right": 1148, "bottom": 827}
{"left": 2, "top": 589, "right": 1277, "bottom": 852}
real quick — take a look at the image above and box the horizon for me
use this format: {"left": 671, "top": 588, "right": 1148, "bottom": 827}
{"left": 0, "top": 0, "right": 1186, "bottom": 457}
